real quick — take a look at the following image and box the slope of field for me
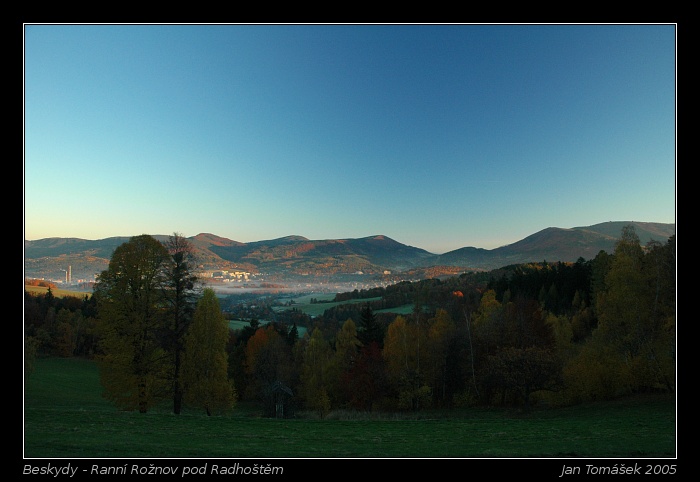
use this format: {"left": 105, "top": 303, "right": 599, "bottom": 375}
{"left": 24, "top": 357, "right": 677, "bottom": 458}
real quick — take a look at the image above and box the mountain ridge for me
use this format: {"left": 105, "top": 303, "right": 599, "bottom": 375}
{"left": 24, "top": 221, "right": 675, "bottom": 283}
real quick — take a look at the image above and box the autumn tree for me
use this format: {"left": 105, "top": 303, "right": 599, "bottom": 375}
{"left": 470, "top": 289, "right": 505, "bottom": 403}
{"left": 244, "top": 324, "right": 295, "bottom": 416}
{"left": 383, "top": 315, "right": 430, "bottom": 410}
{"left": 545, "top": 311, "right": 575, "bottom": 361}
{"left": 53, "top": 308, "right": 78, "bottom": 357}
{"left": 641, "top": 234, "right": 675, "bottom": 391}
{"left": 314, "top": 299, "right": 391, "bottom": 412}
{"left": 644, "top": 235, "right": 675, "bottom": 326}
{"left": 334, "top": 318, "right": 361, "bottom": 368}
{"left": 472, "top": 288, "right": 560, "bottom": 407}
{"left": 327, "top": 318, "right": 362, "bottom": 408}
{"left": 227, "top": 319, "right": 261, "bottom": 401}
{"left": 564, "top": 225, "right": 675, "bottom": 402}
{"left": 341, "top": 340, "right": 386, "bottom": 412}
{"left": 593, "top": 225, "right": 675, "bottom": 394}
{"left": 505, "top": 295, "right": 555, "bottom": 349}
{"left": 299, "top": 327, "right": 334, "bottom": 416}
{"left": 182, "top": 288, "right": 236, "bottom": 416}
{"left": 562, "top": 334, "right": 624, "bottom": 402}
{"left": 423, "top": 309, "right": 456, "bottom": 407}
{"left": 471, "top": 289, "right": 505, "bottom": 358}
{"left": 24, "top": 335, "right": 40, "bottom": 380}
{"left": 93, "top": 235, "right": 171, "bottom": 413}
{"left": 569, "top": 291, "right": 596, "bottom": 343}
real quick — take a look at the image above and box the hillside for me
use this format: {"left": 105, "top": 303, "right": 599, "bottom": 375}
{"left": 24, "top": 221, "right": 675, "bottom": 283}
{"left": 435, "top": 222, "right": 675, "bottom": 269}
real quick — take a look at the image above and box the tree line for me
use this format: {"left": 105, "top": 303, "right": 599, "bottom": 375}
{"left": 24, "top": 225, "right": 675, "bottom": 416}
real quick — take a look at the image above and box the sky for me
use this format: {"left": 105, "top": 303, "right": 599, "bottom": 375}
{"left": 23, "top": 24, "right": 676, "bottom": 254}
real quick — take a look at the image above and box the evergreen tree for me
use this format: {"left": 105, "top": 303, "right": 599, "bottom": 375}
{"left": 358, "top": 303, "right": 383, "bottom": 348}
{"left": 161, "top": 233, "right": 200, "bottom": 415}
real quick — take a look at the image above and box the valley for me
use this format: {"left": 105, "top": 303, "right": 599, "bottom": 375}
{"left": 24, "top": 221, "right": 675, "bottom": 292}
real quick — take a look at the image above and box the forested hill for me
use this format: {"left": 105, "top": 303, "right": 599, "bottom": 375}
{"left": 24, "top": 221, "right": 675, "bottom": 282}
{"left": 435, "top": 221, "right": 676, "bottom": 270}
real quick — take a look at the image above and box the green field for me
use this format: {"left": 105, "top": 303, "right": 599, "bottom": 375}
{"left": 275, "top": 292, "right": 416, "bottom": 316}
{"left": 23, "top": 357, "right": 676, "bottom": 459}
{"left": 376, "top": 304, "right": 415, "bottom": 315}
{"left": 272, "top": 294, "right": 382, "bottom": 317}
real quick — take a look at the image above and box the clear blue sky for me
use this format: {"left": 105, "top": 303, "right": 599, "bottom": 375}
{"left": 23, "top": 24, "right": 676, "bottom": 254}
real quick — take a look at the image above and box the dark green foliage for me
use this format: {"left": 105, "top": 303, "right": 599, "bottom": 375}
{"left": 24, "top": 288, "right": 100, "bottom": 358}
{"left": 358, "top": 303, "right": 384, "bottom": 348}
{"left": 486, "top": 260, "right": 593, "bottom": 316}
{"left": 483, "top": 346, "right": 563, "bottom": 409}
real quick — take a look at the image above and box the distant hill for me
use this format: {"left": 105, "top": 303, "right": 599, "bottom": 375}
{"left": 191, "top": 233, "right": 435, "bottom": 275}
{"left": 24, "top": 221, "right": 675, "bottom": 283}
{"left": 435, "top": 221, "right": 675, "bottom": 269}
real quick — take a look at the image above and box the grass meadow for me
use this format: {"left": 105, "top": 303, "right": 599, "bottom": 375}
{"left": 272, "top": 294, "right": 383, "bottom": 317}
{"left": 23, "top": 357, "right": 676, "bottom": 460}
{"left": 24, "top": 285, "right": 90, "bottom": 299}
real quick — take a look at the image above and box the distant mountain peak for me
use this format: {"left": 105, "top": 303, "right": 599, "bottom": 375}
{"left": 363, "top": 234, "right": 397, "bottom": 244}
{"left": 276, "top": 235, "right": 309, "bottom": 242}
{"left": 192, "top": 233, "right": 244, "bottom": 247}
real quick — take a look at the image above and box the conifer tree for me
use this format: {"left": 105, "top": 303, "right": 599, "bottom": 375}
{"left": 358, "top": 303, "right": 383, "bottom": 348}
{"left": 161, "top": 233, "right": 200, "bottom": 415}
